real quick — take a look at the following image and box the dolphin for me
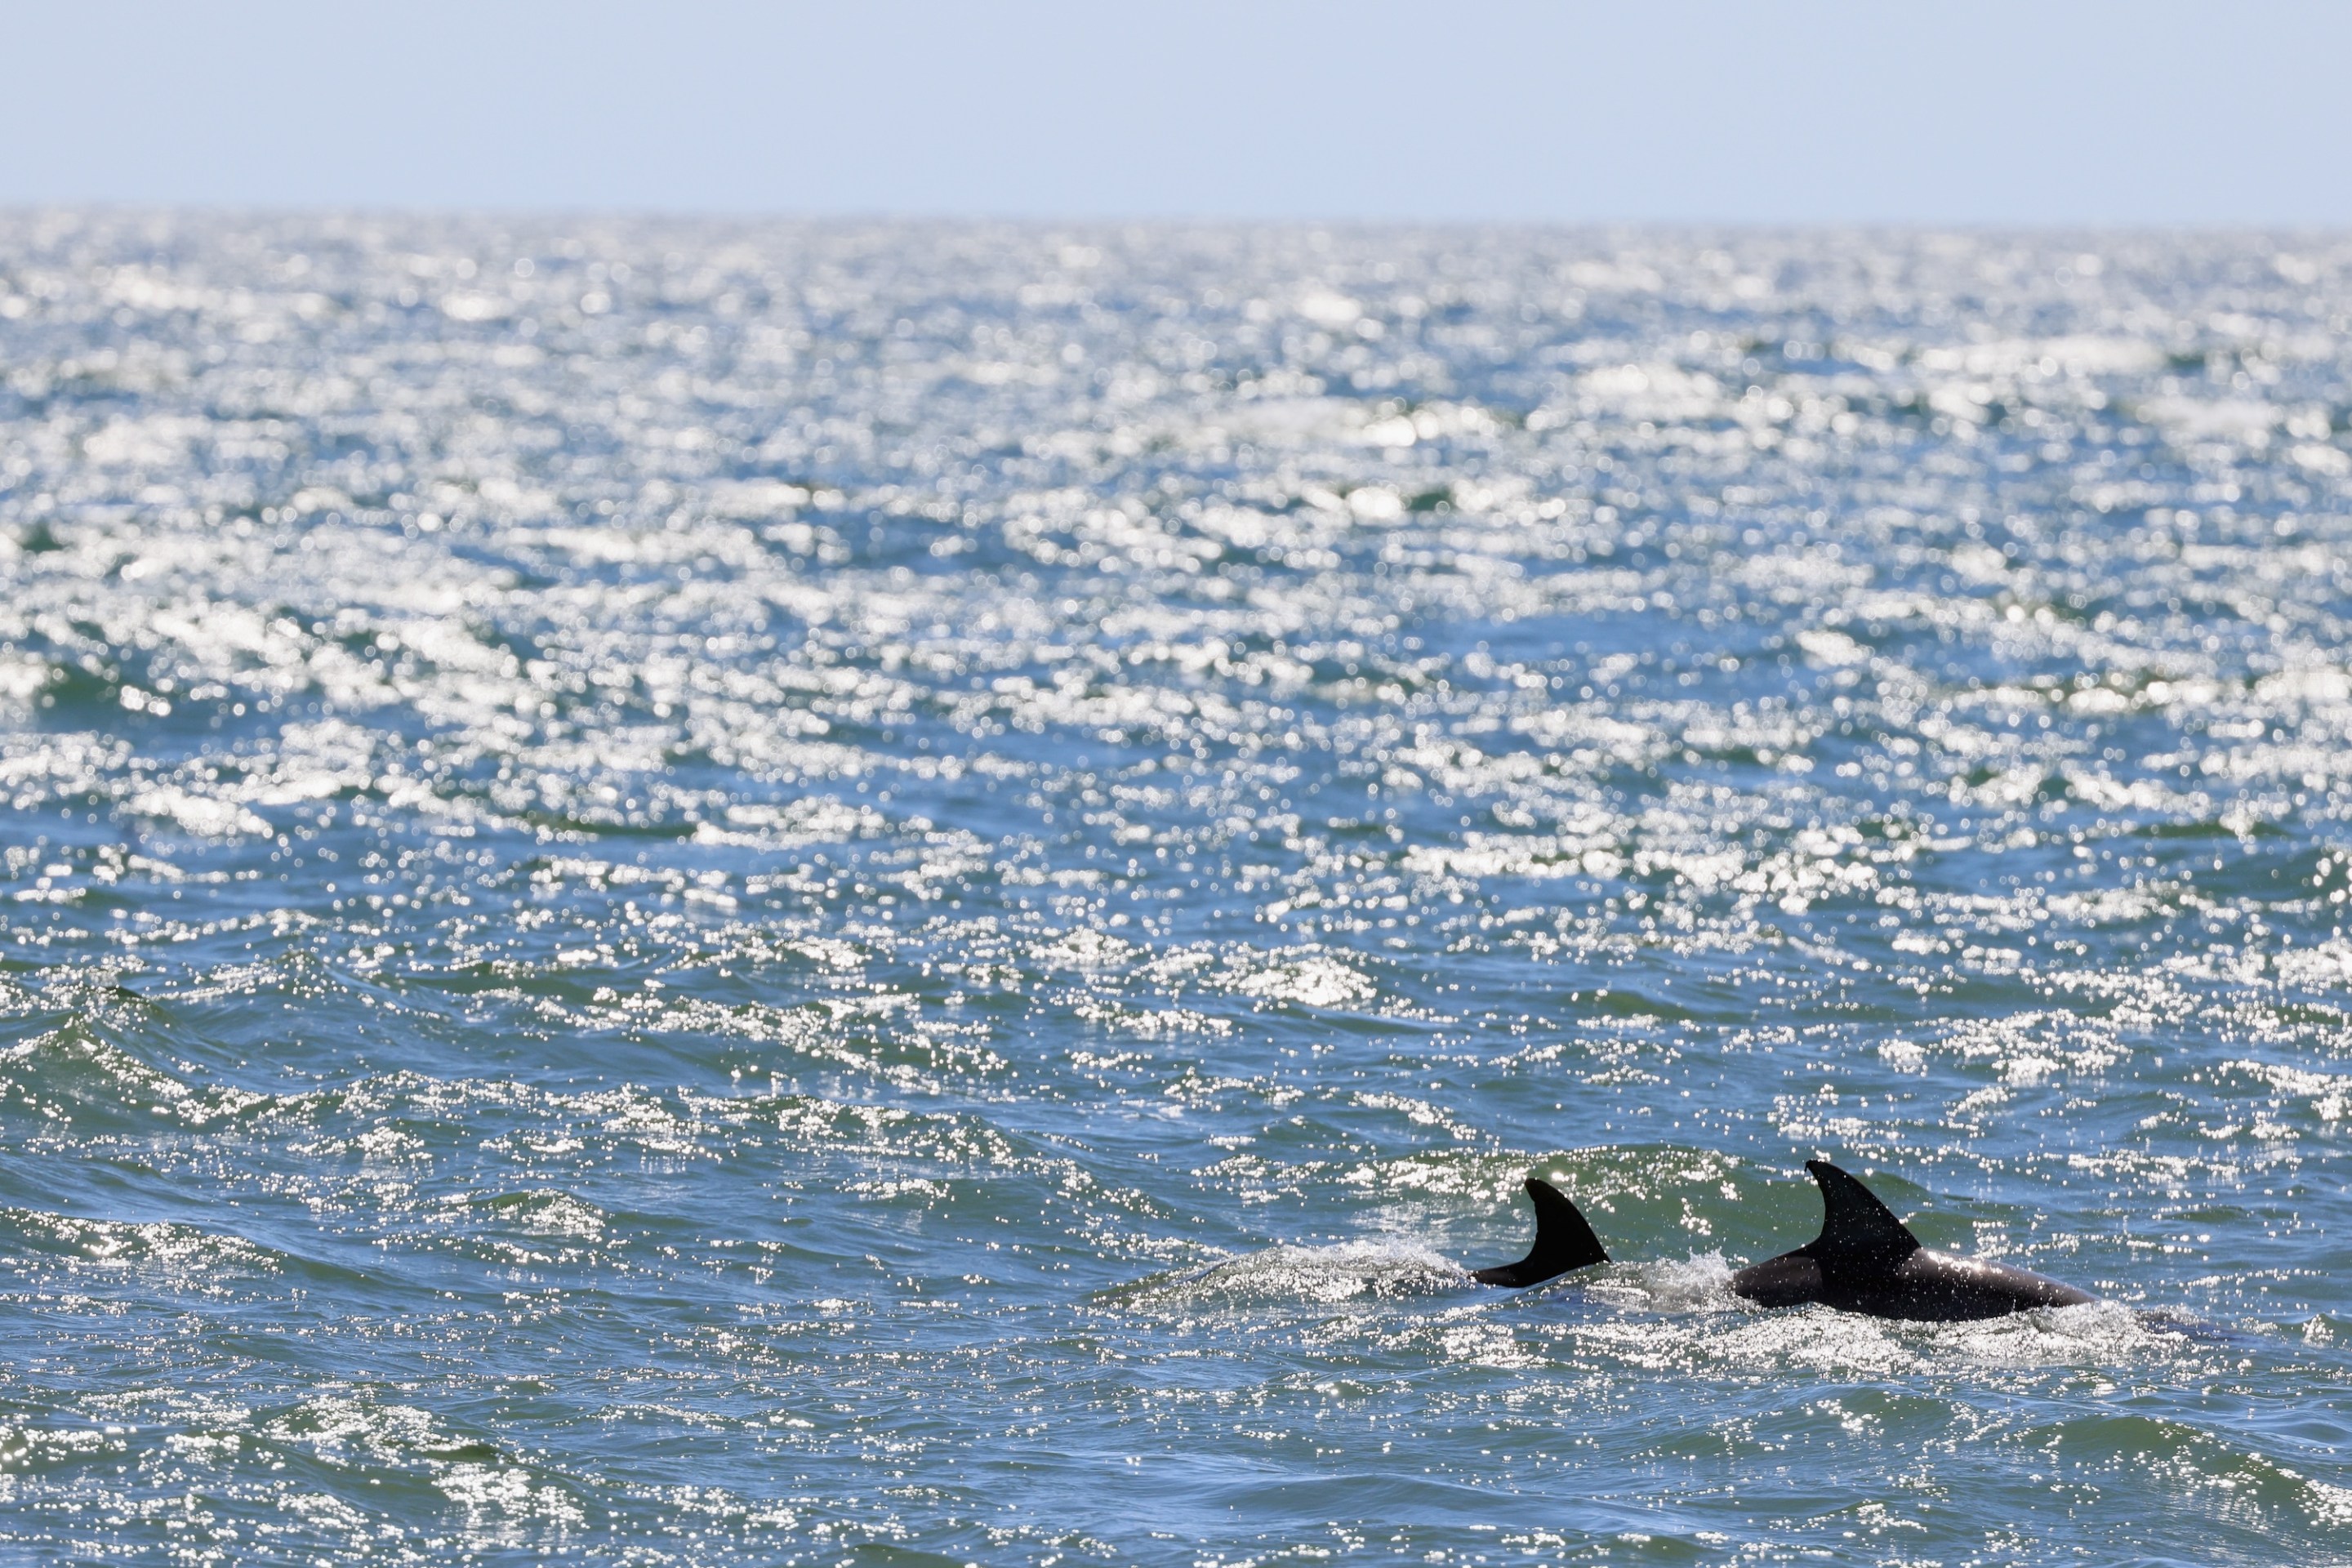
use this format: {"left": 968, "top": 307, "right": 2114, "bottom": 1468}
{"left": 1468, "top": 1177, "right": 1610, "bottom": 1286}
{"left": 1731, "top": 1160, "right": 2093, "bottom": 1321}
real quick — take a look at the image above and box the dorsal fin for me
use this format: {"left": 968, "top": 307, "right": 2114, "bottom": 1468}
{"left": 1469, "top": 1177, "right": 1610, "bottom": 1288}
{"left": 1802, "top": 1160, "right": 1920, "bottom": 1277}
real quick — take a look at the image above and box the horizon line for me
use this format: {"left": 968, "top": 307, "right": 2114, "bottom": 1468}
{"left": 6, "top": 203, "right": 2349, "bottom": 238}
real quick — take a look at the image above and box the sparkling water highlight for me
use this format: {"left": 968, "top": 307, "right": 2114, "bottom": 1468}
{"left": 3, "top": 215, "right": 2351, "bottom": 1563}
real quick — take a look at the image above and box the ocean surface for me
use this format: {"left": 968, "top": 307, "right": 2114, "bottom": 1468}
{"left": 2, "top": 214, "right": 2351, "bottom": 1566}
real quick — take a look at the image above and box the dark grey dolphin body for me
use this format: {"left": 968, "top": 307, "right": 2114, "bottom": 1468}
{"left": 1732, "top": 1160, "right": 2092, "bottom": 1321}
{"left": 1468, "top": 1178, "right": 1610, "bottom": 1286}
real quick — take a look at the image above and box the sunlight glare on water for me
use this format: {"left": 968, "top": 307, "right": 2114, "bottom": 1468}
{"left": 2, "top": 214, "right": 2352, "bottom": 1562}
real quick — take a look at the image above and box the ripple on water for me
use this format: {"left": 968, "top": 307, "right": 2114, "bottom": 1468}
{"left": 2, "top": 216, "right": 2351, "bottom": 1563}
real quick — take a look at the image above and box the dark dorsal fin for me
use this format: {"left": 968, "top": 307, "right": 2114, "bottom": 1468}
{"left": 1468, "top": 1177, "right": 1610, "bottom": 1288}
{"left": 1802, "top": 1160, "right": 1921, "bottom": 1278}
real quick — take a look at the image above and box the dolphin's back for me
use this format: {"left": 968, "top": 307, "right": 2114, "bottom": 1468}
{"left": 1731, "top": 1160, "right": 2092, "bottom": 1321}
{"left": 1864, "top": 1248, "right": 2093, "bottom": 1319}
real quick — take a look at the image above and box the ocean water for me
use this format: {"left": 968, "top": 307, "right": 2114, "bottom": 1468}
{"left": 2, "top": 212, "right": 2350, "bottom": 1565}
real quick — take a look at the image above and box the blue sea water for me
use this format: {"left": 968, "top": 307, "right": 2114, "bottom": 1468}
{"left": 2, "top": 214, "right": 2352, "bottom": 1564}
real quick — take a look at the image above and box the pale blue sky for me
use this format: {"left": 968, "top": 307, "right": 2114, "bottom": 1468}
{"left": 6, "top": 0, "right": 2347, "bottom": 224}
